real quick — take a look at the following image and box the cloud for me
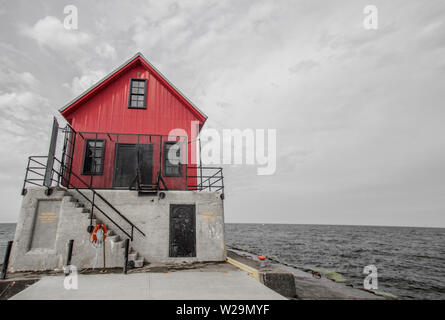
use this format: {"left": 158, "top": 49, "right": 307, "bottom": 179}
{"left": 289, "top": 60, "right": 319, "bottom": 74}
{"left": 63, "top": 70, "right": 106, "bottom": 95}
{"left": 95, "top": 43, "right": 117, "bottom": 60}
{"left": 21, "top": 16, "right": 91, "bottom": 51}
{"left": 0, "top": 69, "right": 38, "bottom": 91}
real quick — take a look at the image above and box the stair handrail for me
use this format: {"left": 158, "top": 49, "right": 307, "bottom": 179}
{"left": 22, "top": 155, "right": 145, "bottom": 241}
{"left": 52, "top": 157, "right": 146, "bottom": 239}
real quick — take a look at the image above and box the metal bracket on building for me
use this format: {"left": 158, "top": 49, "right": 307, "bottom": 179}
{"left": 44, "top": 187, "right": 53, "bottom": 196}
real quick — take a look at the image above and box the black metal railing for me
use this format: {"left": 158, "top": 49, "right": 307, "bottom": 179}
{"left": 22, "top": 155, "right": 145, "bottom": 241}
{"left": 63, "top": 130, "right": 188, "bottom": 190}
{"left": 129, "top": 170, "right": 168, "bottom": 192}
{"left": 21, "top": 156, "right": 49, "bottom": 191}
{"left": 186, "top": 166, "right": 224, "bottom": 193}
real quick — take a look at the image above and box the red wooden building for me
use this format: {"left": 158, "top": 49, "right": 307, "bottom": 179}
{"left": 56, "top": 52, "right": 212, "bottom": 192}
{"left": 15, "top": 53, "right": 225, "bottom": 268}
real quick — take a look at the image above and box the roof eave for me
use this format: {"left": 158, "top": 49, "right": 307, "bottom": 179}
{"left": 59, "top": 52, "right": 208, "bottom": 122}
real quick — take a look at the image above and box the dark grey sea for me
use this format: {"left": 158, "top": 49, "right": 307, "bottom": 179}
{"left": 1, "top": 223, "right": 444, "bottom": 299}
{"left": 225, "top": 223, "right": 445, "bottom": 300}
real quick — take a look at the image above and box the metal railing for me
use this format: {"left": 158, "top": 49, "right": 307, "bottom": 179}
{"left": 63, "top": 130, "right": 188, "bottom": 190}
{"left": 186, "top": 166, "right": 224, "bottom": 193}
{"left": 22, "top": 155, "right": 145, "bottom": 241}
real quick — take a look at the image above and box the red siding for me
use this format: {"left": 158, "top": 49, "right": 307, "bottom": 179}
{"left": 65, "top": 64, "right": 201, "bottom": 135}
{"left": 62, "top": 60, "right": 202, "bottom": 189}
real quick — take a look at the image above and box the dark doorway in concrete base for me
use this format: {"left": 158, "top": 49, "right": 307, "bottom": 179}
{"left": 169, "top": 204, "right": 196, "bottom": 257}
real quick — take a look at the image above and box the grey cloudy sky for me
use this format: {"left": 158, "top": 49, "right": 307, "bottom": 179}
{"left": 1, "top": 0, "right": 444, "bottom": 227}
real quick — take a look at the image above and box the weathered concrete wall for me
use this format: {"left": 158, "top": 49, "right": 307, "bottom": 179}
{"left": 8, "top": 188, "right": 127, "bottom": 272}
{"left": 73, "top": 189, "right": 226, "bottom": 264}
{"left": 8, "top": 187, "right": 225, "bottom": 272}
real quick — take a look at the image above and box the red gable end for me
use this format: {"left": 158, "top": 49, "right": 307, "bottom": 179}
{"left": 60, "top": 52, "right": 207, "bottom": 135}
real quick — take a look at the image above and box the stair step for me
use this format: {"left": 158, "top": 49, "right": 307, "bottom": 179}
{"left": 128, "top": 252, "right": 138, "bottom": 260}
{"left": 108, "top": 235, "right": 121, "bottom": 242}
{"left": 133, "top": 259, "right": 144, "bottom": 268}
{"left": 112, "top": 240, "right": 125, "bottom": 248}
{"left": 138, "top": 190, "right": 158, "bottom": 196}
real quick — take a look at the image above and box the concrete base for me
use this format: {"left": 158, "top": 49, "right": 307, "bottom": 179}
{"left": 8, "top": 187, "right": 225, "bottom": 272}
{"left": 9, "top": 271, "right": 285, "bottom": 300}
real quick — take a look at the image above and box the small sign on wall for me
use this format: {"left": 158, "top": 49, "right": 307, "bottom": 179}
{"left": 39, "top": 212, "right": 57, "bottom": 224}
{"left": 201, "top": 212, "right": 215, "bottom": 222}
{"left": 29, "top": 200, "right": 60, "bottom": 251}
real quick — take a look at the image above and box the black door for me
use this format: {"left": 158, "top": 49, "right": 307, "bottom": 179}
{"left": 113, "top": 143, "right": 153, "bottom": 188}
{"left": 138, "top": 144, "right": 153, "bottom": 185}
{"left": 169, "top": 204, "right": 196, "bottom": 257}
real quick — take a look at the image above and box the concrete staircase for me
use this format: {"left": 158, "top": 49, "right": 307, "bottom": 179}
{"left": 63, "top": 193, "right": 145, "bottom": 268}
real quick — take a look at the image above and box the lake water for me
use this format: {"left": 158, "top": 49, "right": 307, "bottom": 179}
{"left": 1, "top": 223, "right": 444, "bottom": 299}
{"left": 225, "top": 223, "right": 445, "bottom": 300}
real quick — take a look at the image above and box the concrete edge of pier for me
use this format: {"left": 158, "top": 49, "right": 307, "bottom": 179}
{"left": 226, "top": 248, "right": 397, "bottom": 300}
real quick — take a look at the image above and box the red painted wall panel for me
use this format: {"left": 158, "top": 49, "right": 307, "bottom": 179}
{"left": 64, "top": 62, "right": 201, "bottom": 189}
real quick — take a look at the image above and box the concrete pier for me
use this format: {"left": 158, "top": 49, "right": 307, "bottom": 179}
{"left": 4, "top": 249, "right": 393, "bottom": 300}
{"left": 227, "top": 249, "right": 390, "bottom": 300}
{"left": 9, "top": 270, "right": 285, "bottom": 300}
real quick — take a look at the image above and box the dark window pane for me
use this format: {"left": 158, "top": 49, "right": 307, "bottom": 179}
{"left": 165, "top": 166, "right": 180, "bottom": 176}
{"left": 88, "top": 141, "right": 103, "bottom": 148}
{"left": 83, "top": 139, "right": 105, "bottom": 175}
{"left": 93, "top": 149, "right": 102, "bottom": 157}
{"left": 129, "top": 79, "right": 147, "bottom": 109}
{"left": 163, "top": 142, "right": 181, "bottom": 177}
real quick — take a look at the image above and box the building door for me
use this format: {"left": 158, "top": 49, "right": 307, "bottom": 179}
{"left": 113, "top": 143, "right": 153, "bottom": 188}
{"left": 169, "top": 204, "right": 196, "bottom": 257}
{"left": 138, "top": 144, "right": 153, "bottom": 185}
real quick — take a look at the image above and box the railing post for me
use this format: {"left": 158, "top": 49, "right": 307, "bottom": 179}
{"left": 199, "top": 137, "right": 203, "bottom": 191}
{"left": 64, "top": 239, "right": 74, "bottom": 276}
{"left": 21, "top": 157, "right": 31, "bottom": 195}
{"left": 1, "top": 241, "right": 13, "bottom": 280}
{"left": 60, "top": 125, "right": 68, "bottom": 186}
{"left": 186, "top": 165, "right": 188, "bottom": 190}
{"left": 90, "top": 192, "right": 95, "bottom": 227}
{"left": 68, "top": 129, "right": 76, "bottom": 187}
{"left": 123, "top": 238, "right": 130, "bottom": 274}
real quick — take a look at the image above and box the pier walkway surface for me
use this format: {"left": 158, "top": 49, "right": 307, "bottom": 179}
{"left": 9, "top": 270, "right": 286, "bottom": 300}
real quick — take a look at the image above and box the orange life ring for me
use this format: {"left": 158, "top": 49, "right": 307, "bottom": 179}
{"left": 92, "top": 224, "right": 108, "bottom": 243}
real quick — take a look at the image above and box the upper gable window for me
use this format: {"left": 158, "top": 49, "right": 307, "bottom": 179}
{"left": 128, "top": 78, "right": 147, "bottom": 109}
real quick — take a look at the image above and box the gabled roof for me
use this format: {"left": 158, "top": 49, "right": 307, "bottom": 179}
{"left": 59, "top": 52, "right": 207, "bottom": 122}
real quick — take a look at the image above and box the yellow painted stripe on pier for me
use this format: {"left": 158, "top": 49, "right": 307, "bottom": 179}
{"left": 226, "top": 257, "right": 261, "bottom": 282}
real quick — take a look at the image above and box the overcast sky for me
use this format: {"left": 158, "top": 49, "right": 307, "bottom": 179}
{"left": 1, "top": 0, "right": 444, "bottom": 227}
